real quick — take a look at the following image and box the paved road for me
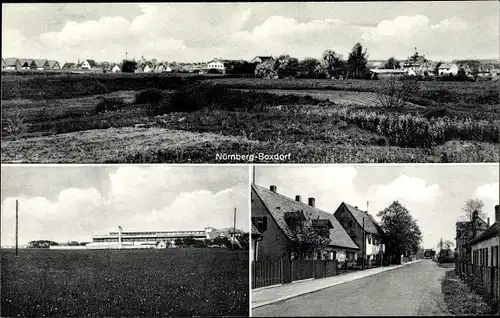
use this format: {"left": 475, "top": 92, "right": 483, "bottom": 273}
{"left": 253, "top": 260, "right": 451, "bottom": 316}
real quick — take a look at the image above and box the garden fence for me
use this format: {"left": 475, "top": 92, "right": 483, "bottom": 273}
{"left": 455, "top": 260, "right": 499, "bottom": 312}
{"left": 252, "top": 258, "right": 338, "bottom": 289}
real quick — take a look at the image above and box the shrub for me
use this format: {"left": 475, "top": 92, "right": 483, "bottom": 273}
{"left": 94, "top": 98, "right": 126, "bottom": 114}
{"left": 376, "top": 76, "right": 420, "bottom": 110}
{"left": 134, "top": 88, "right": 166, "bottom": 105}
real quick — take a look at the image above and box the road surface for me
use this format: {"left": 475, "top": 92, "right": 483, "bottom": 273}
{"left": 253, "top": 260, "right": 451, "bottom": 316}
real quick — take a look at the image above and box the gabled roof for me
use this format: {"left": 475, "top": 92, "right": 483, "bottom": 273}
{"left": 33, "top": 59, "right": 49, "bottom": 68}
{"left": 62, "top": 62, "right": 75, "bottom": 69}
{"left": 85, "top": 59, "right": 97, "bottom": 67}
{"left": 252, "top": 184, "right": 359, "bottom": 250}
{"left": 19, "top": 59, "right": 34, "bottom": 67}
{"left": 4, "top": 58, "right": 19, "bottom": 66}
{"left": 370, "top": 69, "right": 406, "bottom": 74}
{"left": 47, "top": 60, "right": 59, "bottom": 68}
{"left": 439, "top": 63, "right": 456, "bottom": 69}
{"left": 342, "top": 202, "right": 385, "bottom": 236}
{"left": 470, "top": 222, "right": 499, "bottom": 244}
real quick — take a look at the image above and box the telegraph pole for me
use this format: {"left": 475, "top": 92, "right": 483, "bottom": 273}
{"left": 15, "top": 199, "right": 19, "bottom": 256}
{"left": 232, "top": 208, "right": 236, "bottom": 250}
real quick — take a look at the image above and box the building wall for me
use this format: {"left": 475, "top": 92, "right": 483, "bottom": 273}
{"left": 334, "top": 204, "right": 382, "bottom": 260}
{"left": 471, "top": 236, "right": 499, "bottom": 267}
{"left": 251, "top": 187, "right": 291, "bottom": 261}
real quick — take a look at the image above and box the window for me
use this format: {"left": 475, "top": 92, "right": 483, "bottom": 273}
{"left": 252, "top": 216, "right": 267, "bottom": 233}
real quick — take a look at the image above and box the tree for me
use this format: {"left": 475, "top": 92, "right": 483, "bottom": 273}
{"left": 285, "top": 212, "right": 331, "bottom": 259}
{"left": 347, "top": 43, "right": 369, "bottom": 79}
{"left": 377, "top": 201, "right": 423, "bottom": 262}
{"left": 122, "top": 59, "right": 137, "bottom": 73}
{"left": 384, "top": 57, "right": 400, "bottom": 69}
{"left": 321, "top": 49, "right": 346, "bottom": 78}
{"left": 438, "top": 239, "right": 454, "bottom": 250}
{"left": 213, "top": 236, "right": 232, "bottom": 248}
{"left": 433, "top": 61, "right": 442, "bottom": 76}
{"left": 275, "top": 55, "right": 299, "bottom": 78}
{"left": 462, "top": 199, "right": 486, "bottom": 221}
{"left": 174, "top": 238, "right": 184, "bottom": 248}
{"left": 376, "top": 75, "right": 420, "bottom": 110}
{"left": 239, "top": 233, "right": 249, "bottom": 250}
{"left": 183, "top": 236, "right": 197, "bottom": 247}
{"left": 255, "top": 60, "right": 278, "bottom": 79}
{"left": 297, "top": 58, "right": 322, "bottom": 78}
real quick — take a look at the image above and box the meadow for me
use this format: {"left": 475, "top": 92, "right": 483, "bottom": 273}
{"left": 1, "top": 249, "right": 249, "bottom": 317}
{"left": 1, "top": 73, "right": 498, "bottom": 163}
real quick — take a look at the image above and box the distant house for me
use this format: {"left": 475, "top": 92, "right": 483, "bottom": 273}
{"left": 334, "top": 202, "right": 386, "bottom": 264}
{"left": 251, "top": 224, "right": 263, "bottom": 261}
{"left": 143, "top": 62, "right": 154, "bottom": 73}
{"left": 369, "top": 68, "right": 407, "bottom": 79}
{"left": 32, "top": 59, "right": 50, "bottom": 70}
{"left": 250, "top": 56, "right": 273, "bottom": 64}
{"left": 367, "top": 60, "right": 386, "bottom": 69}
{"left": 47, "top": 60, "right": 61, "bottom": 69}
{"left": 469, "top": 205, "right": 499, "bottom": 268}
{"left": 1, "top": 58, "right": 6, "bottom": 69}
{"left": 62, "top": 62, "right": 76, "bottom": 70}
{"left": 251, "top": 184, "right": 359, "bottom": 262}
{"left": 3, "top": 58, "right": 21, "bottom": 70}
{"left": 111, "top": 64, "right": 121, "bottom": 73}
{"left": 206, "top": 58, "right": 242, "bottom": 74}
{"left": 81, "top": 59, "right": 97, "bottom": 69}
{"left": 455, "top": 211, "right": 489, "bottom": 262}
{"left": 18, "top": 59, "right": 34, "bottom": 70}
{"left": 438, "top": 63, "right": 459, "bottom": 75}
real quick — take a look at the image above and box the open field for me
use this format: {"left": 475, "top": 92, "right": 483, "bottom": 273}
{"left": 2, "top": 74, "right": 498, "bottom": 163}
{"left": 1, "top": 249, "right": 249, "bottom": 317}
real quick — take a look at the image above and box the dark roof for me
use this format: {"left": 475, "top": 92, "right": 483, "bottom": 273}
{"left": 62, "top": 62, "right": 75, "bottom": 69}
{"left": 252, "top": 184, "right": 359, "bottom": 250}
{"left": 342, "top": 203, "right": 384, "bottom": 236}
{"left": 85, "top": 59, "right": 97, "bottom": 67}
{"left": 470, "top": 222, "right": 499, "bottom": 244}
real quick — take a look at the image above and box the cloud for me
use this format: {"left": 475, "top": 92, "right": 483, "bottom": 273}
{"left": 1, "top": 167, "right": 249, "bottom": 246}
{"left": 473, "top": 182, "right": 499, "bottom": 202}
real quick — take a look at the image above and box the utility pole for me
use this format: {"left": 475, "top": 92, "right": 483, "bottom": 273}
{"left": 15, "top": 199, "right": 19, "bottom": 256}
{"left": 232, "top": 208, "right": 236, "bottom": 250}
{"left": 362, "top": 217, "right": 365, "bottom": 270}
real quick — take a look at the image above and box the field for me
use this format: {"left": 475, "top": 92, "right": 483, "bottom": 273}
{"left": 1, "top": 73, "right": 499, "bottom": 163}
{"left": 1, "top": 249, "right": 249, "bottom": 317}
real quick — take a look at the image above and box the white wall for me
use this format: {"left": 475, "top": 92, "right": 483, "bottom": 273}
{"left": 471, "top": 236, "right": 499, "bottom": 266}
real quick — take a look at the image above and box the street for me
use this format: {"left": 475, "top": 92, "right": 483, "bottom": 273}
{"left": 253, "top": 260, "right": 451, "bottom": 316}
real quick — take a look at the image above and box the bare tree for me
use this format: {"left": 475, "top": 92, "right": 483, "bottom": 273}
{"left": 376, "top": 75, "right": 420, "bottom": 110}
{"left": 462, "top": 198, "right": 486, "bottom": 221}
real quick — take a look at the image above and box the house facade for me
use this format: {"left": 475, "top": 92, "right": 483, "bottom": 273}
{"left": 32, "top": 59, "right": 50, "bottom": 70}
{"left": 250, "top": 56, "right": 273, "bottom": 64}
{"left": 47, "top": 60, "right": 60, "bottom": 69}
{"left": 455, "top": 210, "right": 490, "bottom": 262}
{"left": 18, "top": 59, "right": 34, "bottom": 70}
{"left": 81, "top": 59, "right": 97, "bottom": 69}
{"left": 251, "top": 224, "right": 263, "bottom": 261}
{"left": 438, "top": 63, "right": 459, "bottom": 75}
{"left": 111, "top": 64, "right": 121, "bottom": 73}
{"left": 2, "top": 58, "right": 6, "bottom": 69}
{"left": 251, "top": 184, "right": 359, "bottom": 262}
{"left": 3, "top": 58, "right": 21, "bottom": 70}
{"left": 334, "top": 202, "right": 386, "bottom": 264}
{"left": 470, "top": 205, "right": 499, "bottom": 268}
{"left": 207, "top": 59, "right": 226, "bottom": 71}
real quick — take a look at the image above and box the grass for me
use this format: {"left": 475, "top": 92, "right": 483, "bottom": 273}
{"left": 441, "top": 270, "right": 497, "bottom": 316}
{"left": 1, "top": 75, "right": 499, "bottom": 163}
{"left": 1, "top": 249, "right": 249, "bottom": 317}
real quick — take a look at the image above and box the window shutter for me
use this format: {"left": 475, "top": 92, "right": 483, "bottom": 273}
{"left": 262, "top": 216, "right": 267, "bottom": 232}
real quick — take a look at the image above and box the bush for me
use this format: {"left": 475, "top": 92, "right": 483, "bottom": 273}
{"left": 376, "top": 76, "right": 420, "bottom": 110}
{"left": 94, "top": 98, "right": 126, "bottom": 114}
{"left": 134, "top": 88, "right": 166, "bottom": 105}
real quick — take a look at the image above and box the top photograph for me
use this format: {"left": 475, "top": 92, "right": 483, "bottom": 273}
{"left": 1, "top": 2, "right": 499, "bottom": 164}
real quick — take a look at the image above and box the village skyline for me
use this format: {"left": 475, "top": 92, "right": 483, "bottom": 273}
{"left": 2, "top": 2, "right": 499, "bottom": 64}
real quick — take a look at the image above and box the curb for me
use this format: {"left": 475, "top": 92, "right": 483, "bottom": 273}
{"left": 253, "top": 264, "right": 405, "bottom": 309}
{"left": 253, "top": 259, "right": 423, "bottom": 309}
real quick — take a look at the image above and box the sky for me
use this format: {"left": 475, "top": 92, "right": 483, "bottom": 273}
{"left": 1, "top": 165, "right": 249, "bottom": 246}
{"left": 2, "top": 2, "right": 499, "bottom": 64}
{"left": 254, "top": 164, "right": 499, "bottom": 251}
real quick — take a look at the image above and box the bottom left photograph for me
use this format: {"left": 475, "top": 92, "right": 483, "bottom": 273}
{"left": 0, "top": 165, "right": 250, "bottom": 317}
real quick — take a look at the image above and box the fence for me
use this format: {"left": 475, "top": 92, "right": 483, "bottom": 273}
{"left": 252, "top": 258, "right": 337, "bottom": 289}
{"left": 455, "top": 261, "right": 499, "bottom": 312}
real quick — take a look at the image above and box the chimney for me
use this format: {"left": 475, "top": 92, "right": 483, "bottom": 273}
{"left": 270, "top": 185, "right": 277, "bottom": 192}
{"left": 295, "top": 195, "right": 301, "bottom": 202}
{"left": 495, "top": 205, "right": 499, "bottom": 222}
{"left": 355, "top": 206, "right": 358, "bottom": 209}
{"left": 308, "top": 197, "right": 315, "bottom": 207}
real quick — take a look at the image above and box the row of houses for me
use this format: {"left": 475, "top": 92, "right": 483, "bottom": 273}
{"left": 250, "top": 184, "right": 387, "bottom": 265}
{"left": 2, "top": 58, "right": 61, "bottom": 70}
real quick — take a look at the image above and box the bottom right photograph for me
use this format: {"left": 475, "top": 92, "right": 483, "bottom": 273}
{"left": 250, "top": 164, "right": 499, "bottom": 317}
